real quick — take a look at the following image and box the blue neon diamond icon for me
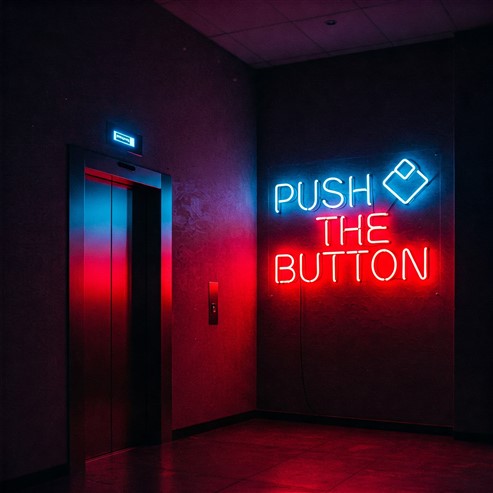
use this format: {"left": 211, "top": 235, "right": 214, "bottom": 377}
{"left": 382, "top": 159, "right": 429, "bottom": 204}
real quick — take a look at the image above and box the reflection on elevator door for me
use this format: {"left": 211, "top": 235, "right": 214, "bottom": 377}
{"left": 84, "top": 176, "right": 144, "bottom": 459}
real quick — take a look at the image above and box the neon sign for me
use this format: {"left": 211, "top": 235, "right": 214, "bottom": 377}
{"left": 272, "top": 158, "right": 433, "bottom": 285}
{"left": 382, "top": 159, "right": 429, "bottom": 205}
{"left": 106, "top": 121, "right": 143, "bottom": 155}
{"left": 275, "top": 173, "right": 372, "bottom": 213}
{"left": 274, "top": 160, "right": 429, "bottom": 214}
{"left": 113, "top": 130, "right": 136, "bottom": 148}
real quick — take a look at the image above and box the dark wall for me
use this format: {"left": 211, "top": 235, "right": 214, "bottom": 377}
{"left": 455, "top": 27, "right": 493, "bottom": 437}
{"left": 257, "top": 41, "right": 455, "bottom": 426}
{"left": 0, "top": 0, "right": 256, "bottom": 481}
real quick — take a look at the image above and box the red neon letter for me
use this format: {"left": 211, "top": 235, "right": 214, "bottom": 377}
{"left": 402, "top": 247, "right": 429, "bottom": 280}
{"left": 322, "top": 251, "right": 345, "bottom": 283}
{"left": 367, "top": 212, "right": 390, "bottom": 244}
{"left": 371, "top": 249, "right": 398, "bottom": 281}
{"left": 340, "top": 215, "right": 363, "bottom": 246}
{"left": 346, "top": 250, "right": 370, "bottom": 282}
{"left": 316, "top": 216, "right": 338, "bottom": 246}
{"left": 275, "top": 254, "right": 296, "bottom": 284}
{"left": 299, "top": 253, "right": 322, "bottom": 283}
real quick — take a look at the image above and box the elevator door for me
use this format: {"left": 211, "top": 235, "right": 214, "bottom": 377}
{"left": 84, "top": 175, "right": 144, "bottom": 459}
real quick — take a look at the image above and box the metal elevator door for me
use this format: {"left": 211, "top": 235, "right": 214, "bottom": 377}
{"left": 83, "top": 175, "right": 143, "bottom": 459}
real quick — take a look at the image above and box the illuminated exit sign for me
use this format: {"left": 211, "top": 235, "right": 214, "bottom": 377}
{"left": 271, "top": 156, "right": 436, "bottom": 286}
{"left": 113, "top": 130, "right": 135, "bottom": 148}
{"left": 107, "top": 122, "right": 143, "bottom": 155}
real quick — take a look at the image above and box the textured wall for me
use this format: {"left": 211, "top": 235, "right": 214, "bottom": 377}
{"left": 455, "top": 27, "right": 493, "bottom": 437}
{"left": 1, "top": 0, "right": 256, "bottom": 481}
{"left": 257, "top": 41, "right": 454, "bottom": 426}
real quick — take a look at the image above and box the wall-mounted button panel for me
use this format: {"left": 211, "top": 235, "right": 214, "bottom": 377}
{"left": 208, "top": 281, "right": 218, "bottom": 325}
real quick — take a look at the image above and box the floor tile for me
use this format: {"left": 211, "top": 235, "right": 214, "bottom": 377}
{"left": 86, "top": 457, "right": 237, "bottom": 491}
{"left": 330, "top": 464, "right": 493, "bottom": 493}
{"left": 89, "top": 435, "right": 303, "bottom": 480}
{"left": 312, "top": 427, "right": 415, "bottom": 460}
{"left": 220, "top": 478, "right": 322, "bottom": 492}
{"left": 199, "top": 419, "right": 349, "bottom": 450}
{"left": 247, "top": 450, "right": 370, "bottom": 491}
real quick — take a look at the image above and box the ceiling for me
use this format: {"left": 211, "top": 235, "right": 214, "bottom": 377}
{"left": 154, "top": 0, "right": 493, "bottom": 67}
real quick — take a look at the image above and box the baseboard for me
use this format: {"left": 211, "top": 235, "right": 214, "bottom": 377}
{"left": 256, "top": 410, "right": 453, "bottom": 436}
{"left": 1, "top": 464, "right": 69, "bottom": 492}
{"left": 172, "top": 409, "right": 453, "bottom": 439}
{"left": 172, "top": 410, "right": 257, "bottom": 439}
{"left": 454, "top": 431, "right": 493, "bottom": 443}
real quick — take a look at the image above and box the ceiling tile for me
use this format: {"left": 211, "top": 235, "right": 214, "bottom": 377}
{"left": 231, "top": 23, "right": 325, "bottom": 61}
{"left": 163, "top": 1, "right": 224, "bottom": 36}
{"left": 392, "top": 31, "right": 453, "bottom": 47}
{"left": 178, "top": 0, "right": 288, "bottom": 32}
{"left": 354, "top": 0, "right": 397, "bottom": 7}
{"left": 296, "top": 8, "right": 388, "bottom": 52}
{"left": 441, "top": 0, "right": 493, "bottom": 31}
{"left": 364, "top": 0, "right": 455, "bottom": 42}
{"left": 266, "top": 0, "right": 358, "bottom": 20}
{"left": 211, "top": 34, "right": 266, "bottom": 64}
{"left": 269, "top": 52, "right": 329, "bottom": 65}
{"left": 326, "top": 39, "right": 393, "bottom": 55}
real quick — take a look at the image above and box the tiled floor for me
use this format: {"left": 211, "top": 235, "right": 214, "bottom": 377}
{"left": 22, "top": 419, "right": 493, "bottom": 492}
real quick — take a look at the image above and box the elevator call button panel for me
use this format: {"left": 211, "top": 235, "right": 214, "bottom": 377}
{"left": 208, "top": 281, "right": 219, "bottom": 325}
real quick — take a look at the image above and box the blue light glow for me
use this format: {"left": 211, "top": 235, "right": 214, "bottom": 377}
{"left": 113, "top": 130, "right": 136, "bottom": 148}
{"left": 382, "top": 159, "right": 429, "bottom": 205}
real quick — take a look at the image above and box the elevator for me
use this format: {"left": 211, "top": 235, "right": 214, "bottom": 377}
{"left": 84, "top": 176, "right": 140, "bottom": 458}
{"left": 69, "top": 147, "right": 172, "bottom": 468}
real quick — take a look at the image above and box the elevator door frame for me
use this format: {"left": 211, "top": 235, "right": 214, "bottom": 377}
{"left": 68, "top": 145, "right": 172, "bottom": 471}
